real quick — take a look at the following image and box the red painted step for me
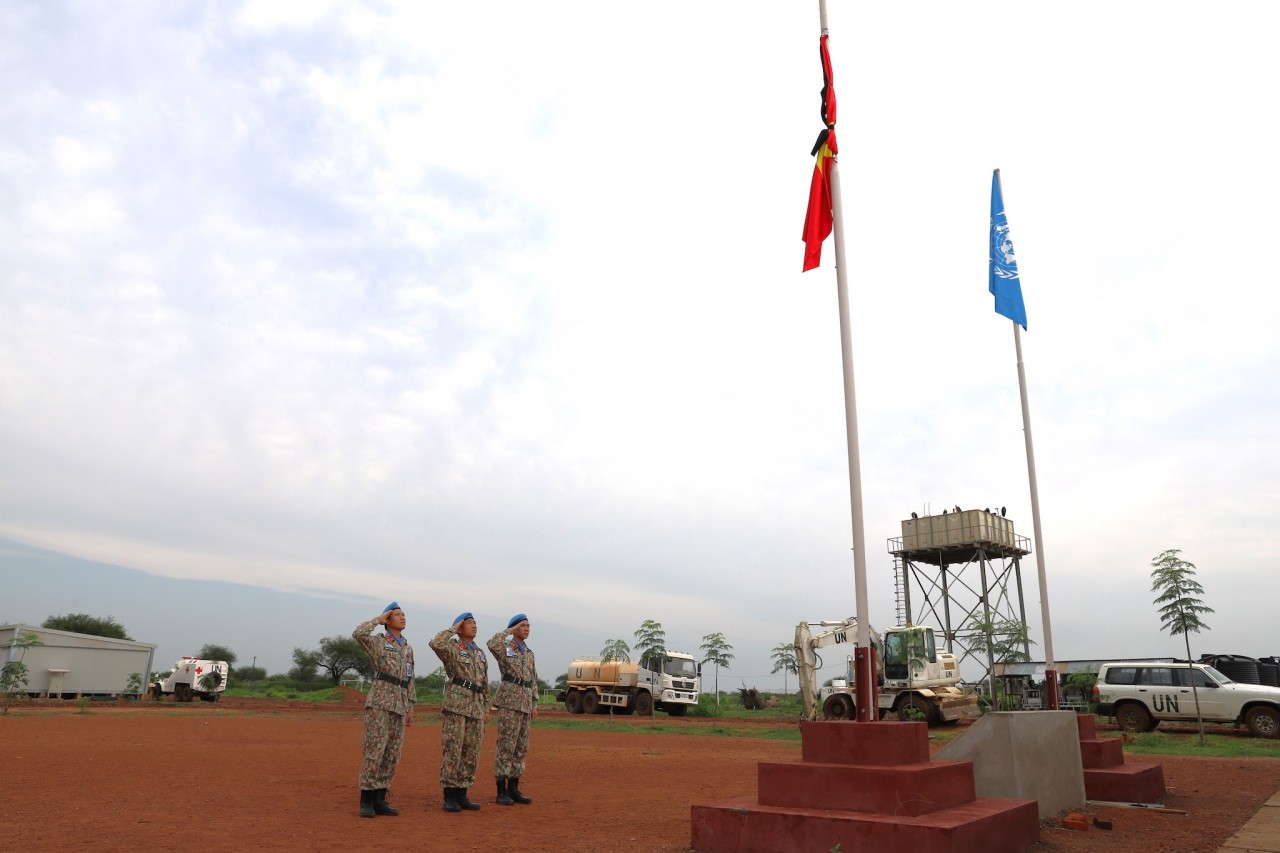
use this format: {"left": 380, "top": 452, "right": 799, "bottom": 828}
{"left": 1075, "top": 711, "right": 1166, "bottom": 803}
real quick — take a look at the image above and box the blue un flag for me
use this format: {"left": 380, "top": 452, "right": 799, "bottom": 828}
{"left": 989, "top": 170, "right": 1027, "bottom": 329}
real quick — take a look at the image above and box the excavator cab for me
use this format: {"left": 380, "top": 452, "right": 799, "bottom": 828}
{"left": 882, "top": 627, "right": 938, "bottom": 683}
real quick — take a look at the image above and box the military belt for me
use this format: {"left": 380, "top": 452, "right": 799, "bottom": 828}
{"left": 376, "top": 673, "right": 410, "bottom": 689}
{"left": 451, "top": 677, "right": 485, "bottom": 693}
{"left": 502, "top": 674, "right": 533, "bottom": 688}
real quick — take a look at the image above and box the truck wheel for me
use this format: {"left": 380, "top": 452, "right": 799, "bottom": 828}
{"left": 151, "top": 686, "right": 163, "bottom": 701}
{"left": 565, "top": 690, "right": 583, "bottom": 715}
{"left": 1115, "top": 702, "right": 1153, "bottom": 733}
{"left": 582, "top": 691, "right": 600, "bottom": 714}
{"left": 823, "top": 694, "right": 854, "bottom": 720}
{"left": 895, "top": 697, "right": 933, "bottom": 723}
{"left": 634, "top": 692, "right": 653, "bottom": 716}
{"left": 1246, "top": 706, "right": 1280, "bottom": 738}
{"left": 667, "top": 704, "right": 688, "bottom": 717}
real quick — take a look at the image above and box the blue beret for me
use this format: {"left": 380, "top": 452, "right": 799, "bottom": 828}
{"left": 507, "top": 613, "right": 528, "bottom": 629}
{"left": 382, "top": 601, "right": 400, "bottom": 613}
{"left": 453, "top": 612, "right": 474, "bottom": 625}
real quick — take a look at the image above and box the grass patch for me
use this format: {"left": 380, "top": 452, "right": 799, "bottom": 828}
{"left": 1101, "top": 729, "right": 1280, "bottom": 758}
{"left": 222, "top": 685, "right": 346, "bottom": 702}
{"left": 530, "top": 716, "right": 802, "bottom": 741}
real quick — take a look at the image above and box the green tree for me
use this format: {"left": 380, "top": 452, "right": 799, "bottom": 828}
{"left": 699, "top": 632, "right": 735, "bottom": 713}
{"left": 312, "top": 635, "right": 370, "bottom": 683}
{"left": 123, "top": 672, "right": 144, "bottom": 699}
{"left": 197, "top": 644, "right": 238, "bottom": 669}
{"left": 1, "top": 631, "right": 43, "bottom": 714}
{"left": 633, "top": 619, "right": 667, "bottom": 666}
{"left": 961, "top": 615, "right": 1034, "bottom": 664}
{"left": 771, "top": 643, "right": 799, "bottom": 696}
{"left": 42, "top": 613, "right": 131, "bottom": 640}
{"left": 961, "top": 616, "right": 1035, "bottom": 709}
{"left": 1151, "top": 548, "right": 1214, "bottom": 745}
{"left": 599, "top": 638, "right": 631, "bottom": 664}
{"left": 289, "top": 647, "right": 321, "bottom": 682}
{"left": 553, "top": 672, "right": 568, "bottom": 692}
{"left": 417, "top": 666, "right": 447, "bottom": 691}
{"left": 236, "top": 665, "right": 266, "bottom": 683}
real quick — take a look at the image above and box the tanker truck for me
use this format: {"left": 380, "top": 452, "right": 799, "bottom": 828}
{"left": 558, "top": 651, "right": 701, "bottom": 716}
{"left": 150, "top": 657, "right": 229, "bottom": 703}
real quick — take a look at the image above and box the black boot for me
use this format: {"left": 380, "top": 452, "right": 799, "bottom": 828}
{"left": 373, "top": 788, "right": 399, "bottom": 816}
{"left": 496, "top": 777, "right": 514, "bottom": 806}
{"left": 359, "top": 789, "right": 375, "bottom": 818}
{"left": 442, "top": 787, "right": 461, "bottom": 813}
{"left": 509, "top": 777, "right": 532, "bottom": 805}
{"left": 456, "top": 788, "right": 482, "bottom": 811}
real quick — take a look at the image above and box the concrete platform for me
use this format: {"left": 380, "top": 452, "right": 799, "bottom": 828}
{"left": 934, "top": 710, "right": 1085, "bottom": 818}
{"left": 1219, "top": 792, "right": 1280, "bottom": 852}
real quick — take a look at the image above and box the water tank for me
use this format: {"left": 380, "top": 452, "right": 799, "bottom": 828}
{"left": 1257, "top": 656, "right": 1280, "bottom": 687}
{"left": 1200, "top": 654, "right": 1261, "bottom": 684}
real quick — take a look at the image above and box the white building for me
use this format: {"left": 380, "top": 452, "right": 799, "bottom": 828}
{"left": 0, "top": 624, "right": 157, "bottom": 698}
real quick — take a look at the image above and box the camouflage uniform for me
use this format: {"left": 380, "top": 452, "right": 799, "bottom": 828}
{"left": 430, "top": 628, "right": 489, "bottom": 788}
{"left": 487, "top": 629, "right": 537, "bottom": 778}
{"left": 353, "top": 618, "right": 415, "bottom": 792}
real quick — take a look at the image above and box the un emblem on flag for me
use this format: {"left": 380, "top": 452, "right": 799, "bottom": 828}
{"left": 992, "top": 220, "right": 1018, "bottom": 280}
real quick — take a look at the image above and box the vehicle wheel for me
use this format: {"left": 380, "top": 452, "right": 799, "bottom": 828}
{"left": 151, "top": 685, "right": 163, "bottom": 701}
{"left": 582, "top": 691, "right": 600, "bottom": 714}
{"left": 1115, "top": 702, "right": 1153, "bottom": 733}
{"left": 895, "top": 697, "right": 931, "bottom": 723}
{"left": 667, "top": 704, "right": 688, "bottom": 717}
{"left": 565, "top": 690, "right": 583, "bottom": 715}
{"left": 634, "top": 692, "right": 654, "bottom": 716}
{"left": 823, "top": 694, "right": 854, "bottom": 721}
{"left": 616, "top": 703, "right": 635, "bottom": 716}
{"left": 1246, "top": 706, "right": 1280, "bottom": 739}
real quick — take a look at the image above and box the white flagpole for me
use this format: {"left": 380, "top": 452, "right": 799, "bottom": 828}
{"left": 997, "top": 167, "right": 1057, "bottom": 709}
{"left": 819, "top": 0, "right": 876, "bottom": 721}
{"left": 1013, "top": 321, "right": 1058, "bottom": 709}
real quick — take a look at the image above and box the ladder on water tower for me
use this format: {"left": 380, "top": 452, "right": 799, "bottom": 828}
{"left": 891, "top": 555, "right": 906, "bottom": 625}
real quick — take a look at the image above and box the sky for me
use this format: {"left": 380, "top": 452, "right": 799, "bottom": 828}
{"left": 2, "top": 1, "right": 1278, "bottom": 690}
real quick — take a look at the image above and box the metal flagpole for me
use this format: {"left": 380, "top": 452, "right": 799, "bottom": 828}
{"left": 1013, "top": 320, "right": 1058, "bottom": 710}
{"left": 819, "top": 0, "right": 877, "bottom": 721}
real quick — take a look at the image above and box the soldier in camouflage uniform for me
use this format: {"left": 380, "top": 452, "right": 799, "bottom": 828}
{"left": 430, "top": 612, "right": 489, "bottom": 813}
{"left": 353, "top": 601, "right": 415, "bottom": 818}
{"left": 487, "top": 613, "right": 537, "bottom": 805}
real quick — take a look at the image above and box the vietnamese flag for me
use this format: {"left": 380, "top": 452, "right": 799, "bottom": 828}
{"left": 802, "top": 34, "right": 838, "bottom": 272}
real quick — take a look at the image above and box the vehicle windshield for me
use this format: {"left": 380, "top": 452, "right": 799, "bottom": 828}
{"left": 662, "top": 657, "right": 698, "bottom": 678}
{"left": 1203, "top": 665, "right": 1233, "bottom": 684}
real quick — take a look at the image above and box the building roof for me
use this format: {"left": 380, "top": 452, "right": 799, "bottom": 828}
{"left": 995, "top": 657, "right": 1176, "bottom": 677}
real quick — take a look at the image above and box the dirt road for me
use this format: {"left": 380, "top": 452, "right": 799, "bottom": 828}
{"left": 1, "top": 701, "right": 1274, "bottom": 852}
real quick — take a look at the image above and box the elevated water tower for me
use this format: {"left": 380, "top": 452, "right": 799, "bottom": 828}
{"left": 887, "top": 508, "right": 1033, "bottom": 700}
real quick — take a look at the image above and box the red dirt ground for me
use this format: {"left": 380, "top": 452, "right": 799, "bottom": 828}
{"left": 1, "top": 697, "right": 1275, "bottom": 852}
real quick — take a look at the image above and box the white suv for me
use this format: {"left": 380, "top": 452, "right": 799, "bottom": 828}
{"left": 1094, "top": 661, "right": 1280, "bottom": 738}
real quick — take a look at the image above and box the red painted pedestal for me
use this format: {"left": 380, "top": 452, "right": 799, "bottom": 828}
{"left": 1075, "top": 715, "right": 1166, "bottom": 802}
{"left": 690, "top": 721, "right": 1040, "bottom": 853}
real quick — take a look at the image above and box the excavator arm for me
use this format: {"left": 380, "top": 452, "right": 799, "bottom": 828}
{"left": 795, "top": 618, "right": 884, "bottom": 721}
